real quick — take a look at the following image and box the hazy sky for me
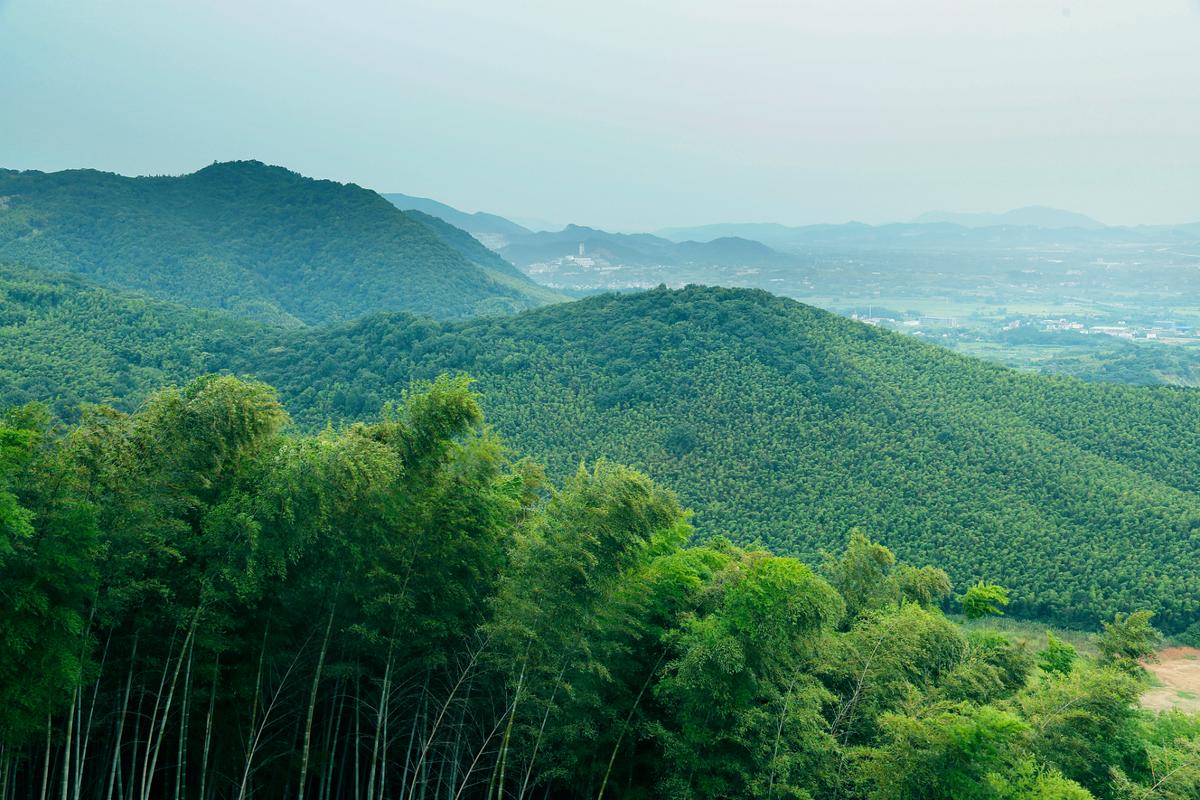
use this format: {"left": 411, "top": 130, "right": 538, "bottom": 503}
{"left": 2, "top": 0, "right": 1198, "bottom": 230}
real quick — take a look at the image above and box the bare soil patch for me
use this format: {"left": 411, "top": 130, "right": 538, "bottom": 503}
{"left": 1142, "top": 646, "right": 1200, "bottom": 713}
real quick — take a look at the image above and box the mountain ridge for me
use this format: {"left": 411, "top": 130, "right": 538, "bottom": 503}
{"left": 913, "top": 205, "right": 1106, "bottom": 229}
{"left": 0, "top": 161, "right": 556, "bottom": 324}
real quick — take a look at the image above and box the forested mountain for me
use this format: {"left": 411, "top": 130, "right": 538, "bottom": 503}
{"left": 2, "top": 372, "right": 1193, "bottom": 799}
{"left": 383, "top": 191, "right": 532, "bottom": 244}
{"left": 0, "top": 161, "right": 555, "bottom": 323}
{"left": 404, "top": 209, "right": 538, "bottom": 283}
{"left": 5, "top": 266, "right": 1200, "bottom": 635}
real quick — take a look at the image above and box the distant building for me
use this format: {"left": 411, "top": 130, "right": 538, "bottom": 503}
{"left": 919, "top": 315, "right": 959, "bottom": 328}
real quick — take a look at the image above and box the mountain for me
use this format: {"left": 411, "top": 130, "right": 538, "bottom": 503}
{"left": 6, "top": 266, "right": 1200, "bottom": 634}
{"left": 657, "top": 221, "right": 805, "bottom": 244}
{"left": 403, "top": 208, "right": 567, "bottom": 304}
{"left": 657, "top": 219, "right": 1200, "bottom": 252}
{"left": 382, "top": 191, "right": 531, "bottom": 247}
{"left": 0, "top": 161, "right": 556, "bottom": 324}
{"left": 499, "top": 224, "right": 795, "bottom": 269}
{"left": 913, "top": 205, "right": 1107, "bottom": 229}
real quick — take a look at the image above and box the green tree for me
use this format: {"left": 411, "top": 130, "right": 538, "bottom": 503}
{"left": 861, "top": 701, "right": 1029, "bottom": 800}
{"left": 962, "top": 582, "right": 1011, "bottom": 620}
{"left": 1096, "top": 611, "right": 1161, "bottom": 668}
{"left": 897, "top": 564, "right": 953, "bottom": 609}
{"left": 824, "top": 529, "right": 898, "bottom": 622}
{"left": 1037, "top": 633, "right": 1077, "bottom": 676}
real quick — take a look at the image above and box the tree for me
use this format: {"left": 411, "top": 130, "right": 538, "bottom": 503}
{"left": 962, "top": 582, "right": 1010, "bottom": 620}
{"left": 861, "top": 701, "right": 1029, "bottom": 800}
{"left": 1096, "top": 611, "right": 1161, "bottom": 668}
{"left": 824, "top": 529, "right": 898, "bottom": 622}
{"left": 1037, "top": 633, "right": 1077, "bottom": 676}
{"left": 1015, "top": 666, "right": 1143, "bottom": 795}
{"left": 897, "top": 565, "right": 953, "bottom": 609}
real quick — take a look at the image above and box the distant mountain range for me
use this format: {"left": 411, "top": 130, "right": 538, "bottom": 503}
{"left": 657, "top": 219, "right": 1200, "bottom": 251}
{"left": 498, "top": 224, "right": 795, "bottom": 270}
{"left": 0, "top": 162, "right": 557, "bottom": 324}
{"left": 382, "top": 194, "right": 803, "bottom": 270}
{"left": 383, "top": 192, "right": 532, "bottom": 248}
{"left": 389, "top": 194, "right": 1197, "bottom": 264}
{"left": 912, "top": 206, "right": 1106, "bottom": 229}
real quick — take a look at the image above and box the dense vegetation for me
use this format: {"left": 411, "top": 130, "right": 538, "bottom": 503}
{"left": 228, "top": 288, "right": 1200, "bottom": 635}
{"left": 5, "top": 269, "right": 1200, "bottom": 635}
{"left": 0, "top": 162, "right": 554, "bottom": 324}
{"left": 3, "top": 374, "right": 1197, "bottom": 799}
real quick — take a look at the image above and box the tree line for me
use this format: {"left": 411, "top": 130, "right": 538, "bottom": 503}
{"left": 2, "top": 374, "right": 1197, "bottom": 799}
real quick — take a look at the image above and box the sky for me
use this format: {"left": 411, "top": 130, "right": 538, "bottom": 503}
{"left": 1, "top": 0, "right": 1198, "bottom": 231}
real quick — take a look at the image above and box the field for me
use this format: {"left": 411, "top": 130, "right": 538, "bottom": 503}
{"left": 1143, "top": 647, "right": 1200, "bottom": 713}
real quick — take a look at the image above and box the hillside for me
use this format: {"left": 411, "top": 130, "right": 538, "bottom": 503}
{"left": 0, "top": 264, "right": 260, "bottom": 411}
{"left": 404, "top": 208, "right": 532, "bottom": 281}
{"left": 383, "top": 191, "right": 531, "bottom": 246}
{"left": 4, "top": 270, "right": 1200, "bottom": 633}
{"left": 0, "top": 161, "right": 555, "bottom": 323}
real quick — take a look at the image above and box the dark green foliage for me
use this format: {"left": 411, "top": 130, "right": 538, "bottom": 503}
{"left": 1, "top": 374, "right": 1196, "bottom": 798}
{"left": 5, "top": 275, "right": 1200, "bottom": 635}
{"left": 0, "top": 162, "right": 556, "bottom": 324}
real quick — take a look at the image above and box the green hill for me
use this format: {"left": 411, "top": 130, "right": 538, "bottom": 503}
{"left": 4, "top": 268, "right": 1200, "bottom": 632}
{"left": 0, "top": 161, "right": 556, "bottom": 323}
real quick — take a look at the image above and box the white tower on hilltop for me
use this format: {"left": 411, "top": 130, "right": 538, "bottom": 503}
{"left": 578, "top": 242, "right": 585, "bottom": 257}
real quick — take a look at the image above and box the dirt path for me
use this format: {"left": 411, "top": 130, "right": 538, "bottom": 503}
{"left": 1142, "top": 646, "right": 1200, "bottom": 713}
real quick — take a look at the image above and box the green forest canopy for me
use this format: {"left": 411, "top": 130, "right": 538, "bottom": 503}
{"left": 4, "top": 268, "right": 1200, "bottom": 634}
{"left": 0, "top": 161, "right": 556, "bottom": 324}
{"left": 2, "top": 374, "right": 1197, "bottom": 799}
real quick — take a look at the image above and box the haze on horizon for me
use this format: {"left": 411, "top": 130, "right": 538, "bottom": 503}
{"left": 1, "top": 0, "right": 1198, "bottom": 232}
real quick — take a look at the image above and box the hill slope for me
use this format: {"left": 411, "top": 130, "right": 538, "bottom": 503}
{"left": 382, "top": 191, "right": 531, "bottom": 246}
{"left": 0, "top": 161, "right": 555, "bottom": 323}
{"left": 4, "top": 269, "right": 1200, "bottom": 632}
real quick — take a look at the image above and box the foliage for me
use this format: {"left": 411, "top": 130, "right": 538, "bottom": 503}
{"left": 0, "top": 375, "right": 1197, "bottom": 798}
{"left": 1096, "top": 611, "right": 1162, "bottom": 669}
{"left": 5, "top": 276, "right": 1200, "bottom": 636}
{"left": 963, "top": 582, "right": 1011, "bottom": 620}
{"left": 0, "top": 162, "right": 554, "bottom": 324}
{"left": 1038, "top": 632, "right": 1078, "bottom": 676}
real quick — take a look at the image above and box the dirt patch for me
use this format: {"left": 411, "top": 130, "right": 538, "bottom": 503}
{"left": 1142, "top": 646, "right": 1200, "bottom": 713}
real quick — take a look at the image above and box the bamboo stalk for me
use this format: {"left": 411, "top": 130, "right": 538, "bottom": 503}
{"left": 142, "top": 608, "right": 201, "bottom": 800}
{"left": 298, "top": 603, "right": 335, "bottom": 800}
{"left": 198, "top": 654, "right": 219, "bottom": 800}
{"left": 105, "top": 635, "right": 137, "bottom": 800}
